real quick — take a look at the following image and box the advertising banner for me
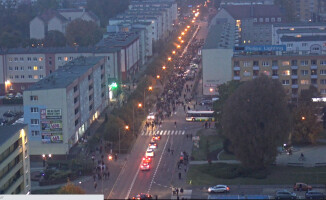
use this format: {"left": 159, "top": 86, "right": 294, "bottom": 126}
{"left": 46, "top": 109, "right": 62, "bottom": 119}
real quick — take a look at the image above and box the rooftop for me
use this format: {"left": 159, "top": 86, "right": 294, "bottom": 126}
{"left": 233, "top": 51, "right": 326, "bottom": 58}
{"left": 26, "top": 56, "right": 104, "bottom": 91}
{"left": 203, "top": 19, "right": 236, "bottom": 49}
{"left": 276, "top": 28, "right": 326, "bottom": 34}
{"left": 273, "top": 22, "right": 326, "bottom": 28}
{"left": 222, "top": 4, "right": 283, "bottom": 19}
{"left": 281, "top": 35, "right": 326, "bottom": 42}
{"left": 97, "top": 32, "right": 139, "bottom": 47}
{"left": 0, "top": 124, "right": 27, "bottom": 146}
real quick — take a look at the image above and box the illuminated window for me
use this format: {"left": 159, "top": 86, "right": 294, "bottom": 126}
{"left": 301, "top": 80, "right": 309, "bottom": 85}
{"left": 282, "top": 70, "right": 290, "bottom": 76}
{"left": 33, "top": 66, "right": 38, "bottom": 70}
{"left": 290, "top": 28, "right": 295, "bottom": 31}
{"left": 39, "top": 57, "right": 43, "bottom": 61}
{"left": 296, "top": 35, "right": 302, "bottom": 38}
{"left": 282, "top": 61, "right": 290, "bottom": 66}
{"left": 263, "top": 71, "right": 270, "bottom": 76}
{"left": 33, "top": 75, "right": 38, "bottom": 79}
{"left": 64, "top": 57, "right": 68, "bottom": 61}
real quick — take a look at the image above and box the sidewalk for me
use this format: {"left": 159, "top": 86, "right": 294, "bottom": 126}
{"left": 189, "top": 160, "right": 241, "bottom": 165}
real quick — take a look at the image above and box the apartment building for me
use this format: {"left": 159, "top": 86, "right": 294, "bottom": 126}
{"left": 232, "top": 53, "right": 326, "bottom": 100}
{"left": 23, "top": 57, "right": 108, "bottom": 156}
{"left": 0, "top": 124, "right": 31, "bottom": 194}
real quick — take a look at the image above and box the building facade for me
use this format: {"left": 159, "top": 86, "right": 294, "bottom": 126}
{"left": 0, "top": 125, "right": 31, "bottom": 194}
{"left": 232, "top": 53, "right": 326, "bottom": 100}
{"left": 23, "top": 57, "right": 109, "bottom": 155}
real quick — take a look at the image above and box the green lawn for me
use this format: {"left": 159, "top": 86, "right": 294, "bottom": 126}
{"left": 187, "top": 163, "right": 326, "bottom": 186}
{"left": 218, "top": 151, "right": 237, "bottom": 160}
{"left": 191, "top": 129, "right": 224, "bottom": 160}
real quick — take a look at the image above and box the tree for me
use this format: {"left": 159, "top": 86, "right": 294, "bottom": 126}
{"left": 292, "top": 86, "right": 323, "bottom": 144}
{"left": 58, "top": 181, "right": 85, "bottom": 194}
{"left": 221, "top": 76, "right": 290, "bottom": 170}
{"left": 43, "top": 30, "right": 66, "bottom": 47}
{"left": 66, "top": 19, "right": 103, "bottom": 47}
{"left": 213, "top": 80, "right": 241, "bottom": 131}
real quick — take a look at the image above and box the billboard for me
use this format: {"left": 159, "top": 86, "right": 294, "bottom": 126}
{"left": 40, "top": 108, "right": 63, "bottom": 143}
{"left": 234, "top": 45, "right": 286, "bottom": 52}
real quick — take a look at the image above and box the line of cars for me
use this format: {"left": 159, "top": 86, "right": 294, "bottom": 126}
{"left": 207, "top": 183, "right": 325, "bottom": 200}
{"left": 140, "top": 133, "right": 161, "bottom": 171}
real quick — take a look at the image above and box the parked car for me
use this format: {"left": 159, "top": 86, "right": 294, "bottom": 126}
{"left": 207, "top": 185, "right": 230, "bottom": 193}
{"left": 3, "top": 111, "right": 16, "bottom": 118}
{"left": 275, "top": 190, "right": 297, "bottom": 199}
{"left": 305, "top": 191, "right": 325, "bottom": 200}
{"left": 293, "top": 182, "right": 312, "bottom": 191}
{"left": 6, "top": 93, "right": 14, "bottom": 99}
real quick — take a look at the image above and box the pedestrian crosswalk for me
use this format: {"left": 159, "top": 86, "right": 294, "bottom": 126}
{"left": 141, "top": 130, "right": 186, "bottom": 136}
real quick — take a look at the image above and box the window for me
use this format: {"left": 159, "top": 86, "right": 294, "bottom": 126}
{"left": 272, "top": 70, "right": 278, "bottom": 76}
{"left": 311, "top": 60, "right": 317, "bottom": 65}
{"left": 31, "top": 131, "right": 40, "bottom": 136}
{"left": 253, "top": 70, "right": 259, "bottom": 76}
{"left": 300, "top": 60, "right": 308, "bottom": 66}
{"left": 320, "top": 61, "right": 326, "bottom": 65}
{"left": 38, "top": 57, "right": 43, "bottom": 61}
{"left": 49, "top": 61, "right": 52, "bottom": 65}
{"left": 14, "top": 57, "right": 18, "bottom": 62}
{"left": 33, "top": 66, "right": 38, "bottom": 70}
{"left": 27, "top": 57, "right": 31, "bottom": 61}
{"left": 301, "top": 80, "right": 309, "bottom": 85}
{"left": 234, "top": 61, "right": 240, "bottom": 66}
{"left": 321, "top": 89, "right": 326, "bottom": 94}
{"left": 259, "top": 18, "right": 263, "bottom": 22}
{"left": 291, "top": 60, "right": 297, "bottom": 66}
{"left": 15, "top": 75, "right": 19, "bottom": 79}
{"left": 311, "top": 79, "right": 317, "bottom": 84}
{"left": 107, "top": 57, "right": 110, "bottom": 60}
{"left": 31, "top": 119, "right": 39, "bottom": 125}
{"left": 9, "top": 67, "right": 13, "bottom": 70}
{"left": 271, "top": 18, "right": 275, "bottom": 22}
{"left": 320, "top": 70, "right": 326, "bottom": 75}
{"left": 89, "top": 104, "right": 93, "bottom": 111}
{"left": 89, "top": 95, "right": 92, "bottom": 101}
{"left": 58, "top": 57, "right": 62, "bottom": 61}
{"left": 101, "top": 65, "right": 104, "bottom": 70}
{"left": 9, "top": 75, "right": 13, "bottom": 79}
{"left": 243, "top": 61, "right": 250, "bottom": 67}
{"left": 33, "top": 57, "right": 37, "bottom": 61}
{"left": 321, "top": 79, "right": 326, "bottom": 84}
{"left": 253, "top": 61, "right": 259, "bottom": 66}
{"left": 88, "top": 75, "right": 91, "bottom": 80}
{"left": 75, "top": 107, "right": 79, "bottom": 115}
{"left": 74, "top": 97, "right": 78, "bottom": 104}
{"left": 28, "top": 66, "right": 32, "bottom": 70}
{"left": 39, "top": 75, "right": 44, "bottom": 79}
{"left": 31, "top": 107, "right": 38, "bottom": 113}
{"left": 282, "top": 70, "right": 290, "bottom": 76}
{"left": 69, "top": 57, "right": 73, "bottom": 61}
{"left": 253, "top": 18, "right": 257, "bottom": 22}
{"left": 64, "top": 57, "right": 68, "bottom": 61}
{"left": 286, "top": 43, "right": 293, "bottom": 48}
{"left": 30, "top": 96, "right": 38, "bottom": 101}
{"left": 20, "top": 57, "right": 24, "bottom": 61}
{"left": 101, "top": 74, "right": 104, "bottom": 80}
{"left": 39, "top": 66, "right": 43, "bottom": 70}
{"left": 28, "top": 75, "right": 32, "bottom": 79}
{"left": 8, "top": 58, "right": 13, "bottom": 62}
{"left": 282, "top": 61, "right": 290, "bottom": 66}
{"left": 277, "top": 17, "right": 281, "bottom": 22}
{"left": 21, "top": 75, "right": 24, "bottom": 79}
{"left": 89, "top": 85, "right": 93, "bottom": 91}
{"left": 75, "top": 118, "right": 79, "bottom": 126}
{"left": 272, "top": 60, "right": 278, "bottom": 66}
{"left": 302, "top": 43, "right": 307, "bottom": 47}
{"left": 20, "top": 67, "right": 24, "bottom": 71}
{"left": 262, "top": 61, "right": 269, "bottom": 66}
{"left": 15, "top": 66, "right": 19, "bottom": 71}
{"left": 262, "top": 71, "right": 270, "bottom": 76}
{"left": 301, "top": 70, "right": 308, "bottom": 75}
{"left": 282, "top": 80, "right": 290, "bottom": 85}
{"left": 265, "top": 18, "right": 269, "bottom": 22}
{"left": 74, "top": 85, "right": 78, "bottom": 92}
{"left": 311, "top": 70, "right": 317, "bottom": 75}
{"left": 33, "top": 75, "right": 38, "bottom": 79}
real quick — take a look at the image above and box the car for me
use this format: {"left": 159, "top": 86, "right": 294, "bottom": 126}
{"left": 15, "top": 92, "right": 22, "bottom": 98}
{"left": 145, "top": 148, "right": 154, "bottom": 157}
{"left": 152, "top": 134, "right": 161, "bottom": 141}
{"left": 6, "top": 93, "right": 14, "bottom": 99}
{"left": 293, "top": 182, "right": 312, "bottom": 191}
{"left": 275, "top": 190, "right": 297, "bottom": 199}
{"left": 305, "top": 191, "right": 325, "bottom": 200}
{"left": 207, "top": 185, "right": 230, "bottom": 193}
{"left": 142, "top": 156, "right": 152, "bottom": 163}
{"left": 147, "top": 113, "right": 155, "bottom": 120}
{"left": 132, "top": 193, "right": 152, "bottom": 200}
{"left": 201, "top": 99, "right": 213, "bottom": 106}
{"left": 3, "top": 111, "right": 16, "bottom": 118}
{"left": 140, "top": 162, "right": 150, "bottom": 171}
{"left": 148, "top": 141, "right": 157, "bottom": 149}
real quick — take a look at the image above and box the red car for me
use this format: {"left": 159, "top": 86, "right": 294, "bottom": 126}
{"left": 132, "top": 193, "right": 152, "bottom": 200}
{"left": 152, "top": 135, "right": 161, "bottom": 141}
{"left": 140, "top": 162, "right": 150, "bottom": 171}
{"left": 142, "top": 156, "right": 152, "bottom": 163}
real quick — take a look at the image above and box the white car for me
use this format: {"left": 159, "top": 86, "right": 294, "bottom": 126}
{"left": 208, "top": 185, "right": 230, "bottom": 193}
{"left": 146, "top": 148, "right": 154, "bottom": 157}
{"left": 147, "top": 113, "right": 155, "bottom": 120}
{"left": 148, "top": 141, "right": 157, "bottom": 150}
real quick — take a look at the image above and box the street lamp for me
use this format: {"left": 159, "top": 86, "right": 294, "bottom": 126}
{"left": 156, "top": 75, "right": 160, "bottom": 79}
{"left": 178, "top": 36, "right": 182, "bottom": 40}
{"left": 301, "top": 116, "right": 306, "bottom": 120}
{"left": 177, "top": 45, "right": 181, "bottom": 49}
{"left": 162, "top": 65, "right": 166, "bottom": 70}
{"left": 181, "top": 32, "right": 185, "bottom": 36}
{"left": 133, "top": 103, "right": 143, "bottom": 137}
{"left": 172, "top": 50, "right": 176, "bottom": 55}
{"left": 119, "top": 125, "right": 129, "bottom": 154}
{"left": 168, "top": 57, "right": 172, "bottom": 61}
{"left": 144, "top": 86, "right": 152, "bottom": 110}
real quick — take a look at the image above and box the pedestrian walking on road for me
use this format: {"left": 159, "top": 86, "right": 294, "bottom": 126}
{"left": 107, "top": 171, "right": 110, "bottom": 180}
{"left": 171, "top": 149, "right": 174, "bottom": 155}
{"left": 94, "top": 181, "right": 97, "bottom": 189}
{"left": 178, "top": 172, "right": 181, "bottom": 179}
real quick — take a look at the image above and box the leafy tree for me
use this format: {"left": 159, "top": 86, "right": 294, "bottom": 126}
{"left": 58, "top": 181, "right": 85, "bottom": 194}
{"left": 66, "top": 19, "right": 103, "bottom": 47}
{"left": 86, "top": 0, "right": 130, "bottom": 27}
{"left": 221, "top": 76, "right": 290, "bottom": 170}
{"left": 44, "top": 30, "right": 66, "bottom": 47}
{"left": 102, "top": 114, "right": 127, "bottom": 142}
{"left": 292, "top": 86, "right": 323, "bottom": 144}
{"left": 213, "top": 80, "right": 241, "bottom": 131}
{"left": 0, "top": 30, "right": 22, "bottom": 48}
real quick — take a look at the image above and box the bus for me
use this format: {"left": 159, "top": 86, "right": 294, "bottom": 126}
{"left": 186, "top": 111, "right": 215, "bottom": 122}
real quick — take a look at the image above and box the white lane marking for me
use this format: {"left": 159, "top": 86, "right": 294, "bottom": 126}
{"left": 167, "top": 130, "right": 170, "bottom": 135}
{"left": 108, "top": 155, "right": 129, "bottom": 199}
{"left": 163, "top": 130, "right": 167, "bottom": 135}
{"left": 182, "top": 130, "right": 185, "bottom": 135}
{"left": 141, "top": 131, "right": 145, "bottom": 136}
{"left": 148, "top": 135, "right": 170, "bottom": 194}
{"left": 171, "top": 130, "right": 174, "bottom": 135}
{"left": 160, "top": 130, "right": 163, "bottom": 135}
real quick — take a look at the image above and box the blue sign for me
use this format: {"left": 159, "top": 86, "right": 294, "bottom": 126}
{"left": 234, "top": 45, "right": 286, "bottom": 52}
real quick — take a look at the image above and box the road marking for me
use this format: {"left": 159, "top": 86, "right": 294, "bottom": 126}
{"left": 108, "top": 154, "right": 129, "bottom": 199}
{"left": 160, "top": 130, "right": 163, "bottom": 135}
{"left": 171, "top": 131, "right": 174, "bottom": 135}
{"left": 163, "top": 130, "right": 167, "bottom": 135}
{"left": 182, "top": 130, "right": 185, "bottom": 135}
{"left": 168, "top": 130, "right": 170, "bottom": 135}
{"left": 148, "top": 135, "right": 170, "bottom": 194}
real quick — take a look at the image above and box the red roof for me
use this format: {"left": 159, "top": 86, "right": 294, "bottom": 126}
{"left": 223, "top": 5, "right": 283, "bottom": 19}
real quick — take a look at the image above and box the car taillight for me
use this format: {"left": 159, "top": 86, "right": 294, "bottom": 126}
{"left": 227, "top": 187, "right": 229, "bottom": 190}
{"left": 154, "top": 144, "right": 157, "bottom": 146}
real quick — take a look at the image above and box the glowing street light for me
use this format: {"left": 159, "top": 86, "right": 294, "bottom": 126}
{"left": 192, "top": 20, "right": 195, "bottom": 23}
{"left": 177, "top": 45, "right": 181, "bottom": 48}
{"left": 178, "top": 36, "right": 182, "bottom": 40}
{"left": 301, "top": 116, "right": 306, "bottom": 120}
{"left": 156, "top": 75, "right": 160, "bottom": 79}
{"left": 185, "top": 28, "right": 188, "bottom": 32}
{"left": 172, "top": 50, "right": 176, "bottom": 55}
{"left": 168, "top": 57, "right": 172, "bottom": 61}
{"left": 181, "top": 32, "right": 185, "bottom": 35}
{"left": 187, "top": 25, "right": 190, "bottom": 29}
{"left": 148, "top": 86, "right": 153, "bottom": 91}
{"left": 181, "top": 40, "right": 184, "bottom": 43}
{"left": 138, "top": 103, "right": 143, "bottom": 108}
{"left": 209, "top": 88, "right": 214, "bottom": 93}
{"left": 162, "top": 65, "right": 166, "bottom": 70}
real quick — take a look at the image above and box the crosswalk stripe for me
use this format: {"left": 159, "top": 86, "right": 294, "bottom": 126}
{"left": 160, "top": 130, "right": 163, "bottom": 135}
{"left": 168, "top": 130, "right": 171, "bottom": 135}
{"left": 163, "top": 131, "right": 167, "bottom": 135}
{"left": 149, "top": 131, "right": 152, "bottom": 136}
{"left": 182, "top": 130, "right": 185, "bottom": 135}
{"left": 177, "top": 130, "right": 181, "bottom": 135}
{"left": 141, "top": 131, "right": 145, "bottom": 136}
{"left": 171, "top": 131, "right": 174, "bottom": 135}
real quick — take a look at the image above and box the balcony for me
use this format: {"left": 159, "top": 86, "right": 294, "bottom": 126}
{"left": 292, "top": 94, "right": 298, "bottom": 98}
{"left": 311, "top": 75, "right": 318, "bottom": 79}
{"left": 233, "top": 66, "right": 240, "bottom": 71}
{"left": 253, "top": 66, "right": 260, "bottom": 70}
{"left": 272, "top": 75, "right": 279, "bottom": 79}
{"left": 0, "top": 146, "right": 22, "bottom": 173}
{"left": 291, "top": 84, "right": 299, "bottom": 89}
{"left": 233, "top": 76, "right": 240, "bottom": 80}
{"left": 272, "top": 66, "right": 278, "bottom": 70}
{"left": 0, "top": 160, "right": 23, "bottom": 188}
{"left": 291, "top": 75, "right": 298, "bottom": 79}
{"left": 311, "top": 65, "right": 318, "bottom": 70}
{"left": 291, "top": 65, "right": 298, "bottom": 70}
